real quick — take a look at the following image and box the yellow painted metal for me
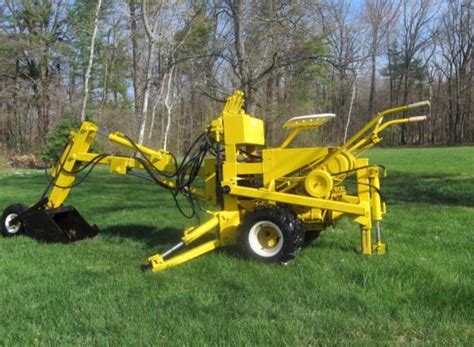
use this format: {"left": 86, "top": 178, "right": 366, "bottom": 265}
{"left": 324, "top": 151, "right": 355, "bottom": 175}
{"left": 109, "top": 132, "right": 176, "bottom": 174}
{"left": 257, "top": 225, "right": 279, "bottom": 248}
{"left": 298, "top": 208, "right": 324, "bottom": 224}
{"left": 147, "top": 211, "right": 240, "bottom": 271}
{"left": 149, "top": 239, "right": 220, "bottom": 272}
{"left": 47, "top": 129, "right": 207, "bottom": 209}
{"left": 230, "top": 185, "right": 367, "bottom": 216}
{"left": 374, "top": 115, "right": 428, "bottom": 134}
{"left": 204, "top": 158, "right": 217, "bottom": 205}
{"left": 346, "top": 102, "right": 430, "bottom": 152}
{"left": 262, "top": 148, "right": 328, "bottom": 185}
{"left": 373, "top": 241, "right": 386, "bottom": 255}
{"left": 74, "top": 152, "right": 208, "bottom": 199}
{"left": 235, "top": 162, "right": 263, "bottom": 175}
{"left": 182, "top": 215, "right": 219, "bottom": 245}
{"left": 223, "top": 115, "right": 265, "bottom": 145}
{"left": 304, "top": 169, "right": 333, "bottom": 198}
{"left": 217, "top": 211, "right": 241, "bottom": 246}
{"left": 48, "top": 121, "right": 98, "bottom": 208}
{"left": 321, "top": 101, "right": 430, "bottom": 164}
{"left": 44, "top": 89, "right": 428, "bottom": 270}
{"left": 283, "top": 113, "right": 335, "bottom": 130}
{"left": 279, "top": 128, "right": 301, "bottom": 148}
{"left": 360, "top": 228, "right": 373, "bottom": 255}
{"left": 355, "top": 159, "right": 373, "bottom": 255}
{"left": 221, "top": 90, "right": 265, "bottom": 146}
{"left": 110, "top": 157, "right": 131, "bottom": 175}
{"left": 369, "top": 167, "right": 383, "bottom": 221}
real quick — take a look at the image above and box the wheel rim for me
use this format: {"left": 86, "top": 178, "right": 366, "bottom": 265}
{"left": 248, "top": 221, "right": 283, "bottom": 257}
{"left": 4, "top": 213, "right": 21, "bottom": 234}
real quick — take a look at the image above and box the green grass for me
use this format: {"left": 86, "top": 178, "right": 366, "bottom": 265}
{"left": 0, "top": 147, "right": 473, "bottom": 345}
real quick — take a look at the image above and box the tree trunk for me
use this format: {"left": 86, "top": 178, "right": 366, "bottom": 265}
{"left": 163, "top": 66, "right": 175, "bottom": 151}
{"left": 400, "top": 67, "right": 409, "bottom": 145}
{"left": 137, "top": 41, "right": 154, "bottom": 145}
{"left": 344, "top": 77, "right": 357, "bottom": 143}
{"left": 129, "top": 0, "right": 141, "bottom": 119}
{"left": 368, "top": 49, "right": 377, "bottom": 115}
{"left": 80, "top": 0, "right": 102, "bottom": 121}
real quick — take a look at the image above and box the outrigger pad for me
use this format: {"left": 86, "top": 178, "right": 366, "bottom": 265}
{"left": 20, "top": 205, "right": 98, "bottom": 243}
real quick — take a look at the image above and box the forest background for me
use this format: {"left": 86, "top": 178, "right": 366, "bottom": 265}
{"left": 0, "top": 0, "right": 472, "bottom": 161}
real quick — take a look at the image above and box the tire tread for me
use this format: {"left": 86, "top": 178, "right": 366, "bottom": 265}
{"left": 238, "top": 206, "right": 304, "bottom": 263}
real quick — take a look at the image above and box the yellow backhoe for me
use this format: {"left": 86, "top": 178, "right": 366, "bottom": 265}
{"left": 1, "top": 91, "right": 429, "bottom": 271}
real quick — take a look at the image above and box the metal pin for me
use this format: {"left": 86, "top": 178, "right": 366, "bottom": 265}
{"left": 162, "top": 241, "right": 185, "bottom": 259}
{"left": 376, "top": 221, "right": 382, "bottom": 243}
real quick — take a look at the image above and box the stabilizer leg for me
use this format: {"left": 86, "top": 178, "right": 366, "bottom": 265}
{"left": 360, "top": 227, "right": 373, "bottom": 255}
{"left": 356, "top": 159, "right": 386, "bottom": 256}
{"left": 373, "top": 221, "right": 386, "bottom": 255}
{"left": 147, "top": 215, "right": 221, "bottom": 271}
{"left": 369, "top": 166, "right": 386, "bottom": 255}
{"left": 148, "top": 239, "right": 220, "bottom": 272}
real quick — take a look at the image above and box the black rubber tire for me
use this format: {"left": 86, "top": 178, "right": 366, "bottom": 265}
{"left": 304, "top": 230, "right": 321, "bottom": 247}
{"left": 238, "top": 207, "right": 304, "bottom": 263}
{"left": 1, "top": 204, "right": 28, "bottom": 237}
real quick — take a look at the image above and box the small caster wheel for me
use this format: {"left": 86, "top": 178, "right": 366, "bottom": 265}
{"left": 2, "top": 204, "right": 28, "bottom": 237}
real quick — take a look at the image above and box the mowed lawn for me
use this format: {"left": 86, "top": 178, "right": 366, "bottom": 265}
{"left": 0, "top": 147, "right": 472, "bottom": 345}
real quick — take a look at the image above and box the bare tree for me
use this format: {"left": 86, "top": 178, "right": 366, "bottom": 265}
{"left": 219, "top": 0, "right": 325, "bottom": 114}
{"left": 136, "top": 0, "right": 164, "bottom": 145}
{"left": 3, "top": 0, "right": 68, "bottom": 145}
{"left": 147, "top": 75, "right": 166, "bottom": 143}
{"left": 364, "top": 0, "right": 399, "bottom": 115}
{"left": 80, "top": 0, "right": 102, "bottom": 121}
{"left": 128, "top": 0, "right": 142, "bottom": 122}
{"left": 322, "top": 0, "right": 365, "bottom": 142}
{"left": 398, "top": 0, "right": 437, "bottom": 144}
{"left": 137, "top": 0, "right": 193, "bottom": 146}
{"left": 1, "top": 0, "right": 473, "bottom": 156}
{"left": 162, "top": 65, "right": 176, "bottom": 150}
{"left": 436, "top": 0, "right": 472, "bottom": 143}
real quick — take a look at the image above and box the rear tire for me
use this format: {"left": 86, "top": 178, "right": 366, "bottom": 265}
{"left": 238, "top": 207, "right": 304, "bottom": 263}
{"left": 2, "top": 204, "right": 28, "bottom": 237}
{"left": 304, "top": 230, "right": 321, "bottom": 247}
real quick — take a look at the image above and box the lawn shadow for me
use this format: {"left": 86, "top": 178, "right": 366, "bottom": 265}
{"left": 100, "top": 224, "right": 181, "bottom": 248}
{"left": 85, "top": 202, "right": 173, "bottom": 216}
{"left": 309, "top": 238, "right": 359, "bottom": 254}
{"left": 379, "top": 171, "right": 473, "bottom": 207}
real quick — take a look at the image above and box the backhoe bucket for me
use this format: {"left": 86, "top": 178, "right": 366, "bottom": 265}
{"left": 20, "top": 206, "right": 98, "bottom": 243}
